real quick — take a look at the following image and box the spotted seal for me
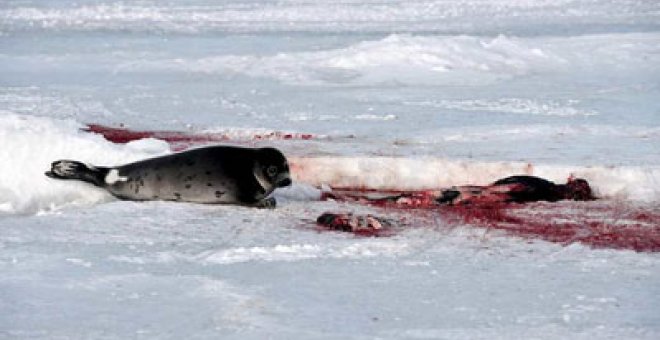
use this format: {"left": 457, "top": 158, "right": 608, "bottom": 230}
{"left": 45, "top": 145, "right": 292, "bottom": 208}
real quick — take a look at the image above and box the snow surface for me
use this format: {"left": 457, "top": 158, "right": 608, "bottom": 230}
{"left": 1, "top": 0, "right": 659, "bottom": 339}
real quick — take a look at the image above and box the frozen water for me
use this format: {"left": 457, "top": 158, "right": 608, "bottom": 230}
{"left": 1, "top": 0, "right": 659, "bottom": 339}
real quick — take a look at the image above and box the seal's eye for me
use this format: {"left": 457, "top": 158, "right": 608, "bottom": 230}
{"left": 266, "top": 165, "right": 278, "bottom": 177}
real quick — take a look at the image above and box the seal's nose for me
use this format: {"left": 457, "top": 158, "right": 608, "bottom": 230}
{"left": 278, "top": 177, "right": 292, "bottom": 187}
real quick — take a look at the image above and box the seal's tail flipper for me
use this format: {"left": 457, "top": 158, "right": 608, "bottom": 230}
{"left": 45, "top": 160, "right": 108, "bottom": 187}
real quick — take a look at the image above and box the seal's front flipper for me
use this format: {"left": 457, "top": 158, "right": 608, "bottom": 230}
{"left": 45, "top": 160, "right": 108, "bottom": 187}
{"left": 252, "top": 197, "right": 277, "bottom": 209}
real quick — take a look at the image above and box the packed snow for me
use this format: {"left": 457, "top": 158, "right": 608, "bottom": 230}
{"left": 1, "top": 0, "right": 659, "bottom": 339}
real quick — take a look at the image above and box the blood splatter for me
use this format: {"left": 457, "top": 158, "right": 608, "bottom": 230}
{"left": 82, "top": 124, "right": 318, "bottom": 151}
{"left": 321, "top": 187, "right": 660, "bottom": 252}
{"left": 321, "top": 188, "right": 441, "bottom": 209}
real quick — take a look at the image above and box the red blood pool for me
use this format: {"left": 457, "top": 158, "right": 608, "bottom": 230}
{"left": 443, "top": 204, "right": 660, "bottom": 252}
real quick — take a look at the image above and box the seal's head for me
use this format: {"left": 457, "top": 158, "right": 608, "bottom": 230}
{"left": 254, "top": 147, "right": 292, "bottom": 192}
{"left": 564, "top": 177, "right": 595, "bottom": 201}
